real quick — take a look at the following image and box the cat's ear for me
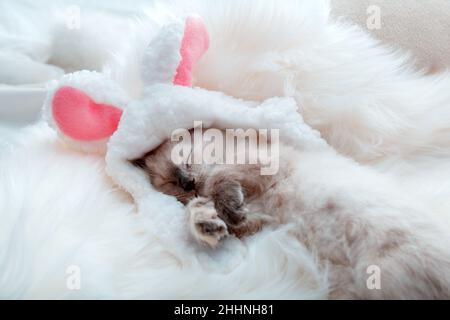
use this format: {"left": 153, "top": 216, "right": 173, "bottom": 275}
{"left": 141, "top": 15, "right": 209, "bottom": 87}
{"left": 44, "top": 71, "right": 129, "bottom": 153}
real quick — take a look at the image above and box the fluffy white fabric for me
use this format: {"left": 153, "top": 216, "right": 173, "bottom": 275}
{"left": 0, "top": 123, "right": 327, "bottom": 299}
{"left": 2, "top": 0, "right": 450, "bottom": 299}
{"left": 0, "top": 0, "right": 142, "bottom": 85}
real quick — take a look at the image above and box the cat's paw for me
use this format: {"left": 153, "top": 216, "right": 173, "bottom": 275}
{"left": 212, "top": 179, "right": 247, "bottom": 226}
{"left": 187, "top": 197, "right": 229, "bottom": 248}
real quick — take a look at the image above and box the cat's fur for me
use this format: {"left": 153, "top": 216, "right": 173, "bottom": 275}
{"left": 135, "top": 129, "right": 450, "bottom": 299}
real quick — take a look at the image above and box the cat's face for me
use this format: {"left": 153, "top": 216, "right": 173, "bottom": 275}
{"left": 132, "top": 127, "right": 277, "bottom": 206}
{"left": 133, "top": 138, "right": 209, "bottom": 205}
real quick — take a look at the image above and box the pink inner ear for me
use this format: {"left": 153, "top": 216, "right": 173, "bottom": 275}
{"left": 173, "top": 15, "right": 209, "bottom": 86}
{"left": 52, "top": 86, "right": 123, "bottom": 141}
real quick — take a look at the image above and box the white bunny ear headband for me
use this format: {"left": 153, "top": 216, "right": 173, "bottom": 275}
{"left": 42, "top": 14, "right": 323, "bottom": 248}
{"left": 43, "top": 15, "right": 210, "bottom": 153}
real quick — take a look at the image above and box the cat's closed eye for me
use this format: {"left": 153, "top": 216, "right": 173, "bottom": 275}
{"left": 174, "top": 167, "right": 196, "bottom": 192}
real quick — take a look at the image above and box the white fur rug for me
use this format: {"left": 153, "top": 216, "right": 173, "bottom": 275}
{"left": 2, "top": 0, "right": 450, "bottom": 299}
{"left": 0, "top": 123, "right": 329, "bottom": 299}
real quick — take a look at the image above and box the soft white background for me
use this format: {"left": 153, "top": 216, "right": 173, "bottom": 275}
{"left": 2, "top": 0, "right": 450, "bottom": 135}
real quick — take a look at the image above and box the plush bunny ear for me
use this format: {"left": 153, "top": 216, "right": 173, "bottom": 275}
{"left": 44, "top": 71, "right": 130, "bottom": 153}
{"left": 174, "top": 15, "right": 209, "bottom": 86}
{"left": 141, "top": 15, "right": 209, "bottom": 87}
{"left": 52, "top": 86, "right": 123, "bottom": 141}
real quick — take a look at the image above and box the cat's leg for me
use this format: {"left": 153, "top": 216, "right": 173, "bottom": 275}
{"left": 186, "top": 197, "right": 229, "bottom": 248}
{"left": 209, "top": 178, "right": 247, "bottom": 226}
{"left": 206, "top": 177, "right": 273, "bottom": 238}
{"left": 200, "top": 169, "right": 274, "bottom": 237}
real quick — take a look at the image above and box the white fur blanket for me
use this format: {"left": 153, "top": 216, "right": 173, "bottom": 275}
{"left": 2, "top": 0, "right": 450, "bottom": 299}
{"left": 0, "top": 123, "right": 328, "bottom": 299}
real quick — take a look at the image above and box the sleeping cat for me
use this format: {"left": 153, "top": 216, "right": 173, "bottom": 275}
{"left": 133, "top": 128, "right": 450, "bottom": 299}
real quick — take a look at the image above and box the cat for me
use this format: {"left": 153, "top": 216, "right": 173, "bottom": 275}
{"left": 133, "top": 127, "right": 450, "bottom": 299}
